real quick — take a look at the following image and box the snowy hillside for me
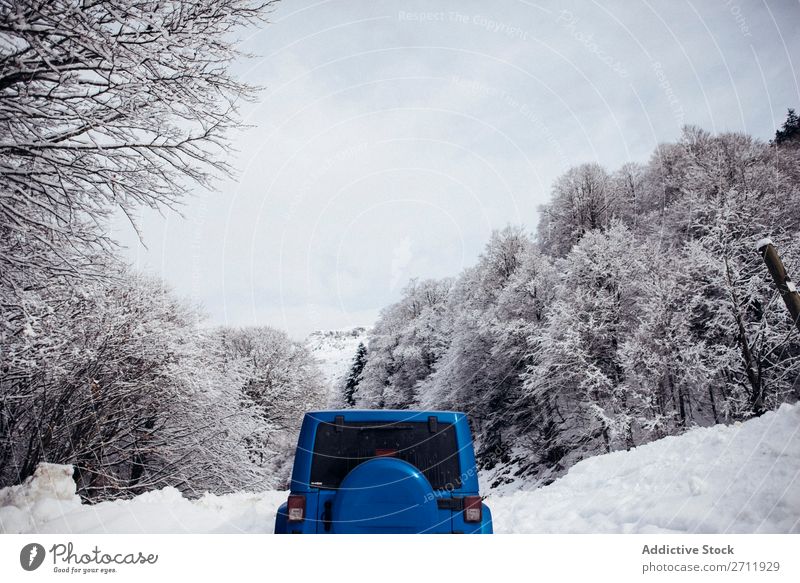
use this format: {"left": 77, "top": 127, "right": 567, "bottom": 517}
{"left": 486, "top": 402, "right": 800, "bottom": 533}
{"left": 1, "top": 403, "right": 797, "bottom": 534}
{"left": 305, "top": 327, "right": 369, "bottom": 403}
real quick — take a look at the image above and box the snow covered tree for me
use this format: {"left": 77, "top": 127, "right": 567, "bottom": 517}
{"left": 0, "top": 266, "right": 276, "bottom": 499}
{"left": 0, "top": 0, "right": 273, "bottom": 281}
{"left": 537, "top": 163, "right": 614, "bottom": 256}
{"left": 214, "top": 326, "right": 326, "bottom": 484}
{"left": 417, "top": 227, "right": 557, "bottom": 467}
{"left": 0, "top": 0, "right": 280, "bottom": 499}
{"left": 522, "top": 223, "right": 648, "bottom": 475}
{"left": 683, "top": 226, "right": 799, "bottom": 418}
{"left": 609, "top": 162, "right": 647, "bottom": 231}
{"left": 618, "top": 246, "right": 726, "bottom": 438}
{"left": 356, "top": 278, "right": 452, "bottom": 408}
{"left": 217, "top": 326, "right": 324, "bottom": 431}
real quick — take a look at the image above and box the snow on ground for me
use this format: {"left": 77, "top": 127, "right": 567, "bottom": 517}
{"left": 0, "top": 465, "right": 287, "bottom": 534}
{"left": 487, "top": 402, "right": 800, "bottom": 533}
{"left": 306, "top": 327, "right": 369, "bottom": 403}
{"left": 1, "top": 403, "right": 798, "bottom": 534}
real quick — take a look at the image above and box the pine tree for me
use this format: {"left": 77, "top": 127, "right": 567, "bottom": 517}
{"left": 343, "top": 343, "right": 368, "bottom": 407}
{"left": 774, "top": 108, "right": 800, "bottom": 145}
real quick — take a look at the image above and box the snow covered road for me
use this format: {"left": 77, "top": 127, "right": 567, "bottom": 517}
{"left": 2, "top": 403, "right": 798, "bottom": 534}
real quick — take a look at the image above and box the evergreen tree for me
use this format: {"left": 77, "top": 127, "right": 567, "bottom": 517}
{"left": 343, "top": 343, "right": 368, "bottom": 407}
{"left": 774, "top": 108, "right": 800, "bottom": 145}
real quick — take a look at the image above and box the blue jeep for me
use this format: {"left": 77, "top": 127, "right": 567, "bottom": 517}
{"left": 274, "top": 410, "right": 493, "bottom": 534}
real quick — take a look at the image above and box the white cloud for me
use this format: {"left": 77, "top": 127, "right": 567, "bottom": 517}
{"left": 113, "top": 0, "right": 800, "bottom": 338}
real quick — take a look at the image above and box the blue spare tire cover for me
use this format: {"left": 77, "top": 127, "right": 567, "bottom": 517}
{"left": 331, "top": 458, "right": 439, "bottom": 533}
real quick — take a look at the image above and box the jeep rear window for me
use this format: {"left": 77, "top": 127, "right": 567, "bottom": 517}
{"left": 309, "top": 420, "right": 462, "bottom": 490}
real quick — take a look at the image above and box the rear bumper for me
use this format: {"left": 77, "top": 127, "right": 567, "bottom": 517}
{"left": 273, "top": 500, "right": 493, "bottom": 534}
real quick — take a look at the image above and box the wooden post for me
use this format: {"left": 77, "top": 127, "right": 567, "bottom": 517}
{"left": 756, "top": 237, "right": 800, "bottom": 334}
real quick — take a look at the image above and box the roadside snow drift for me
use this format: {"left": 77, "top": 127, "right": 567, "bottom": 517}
{"left": 0, "top": 465, "right": 286, "bottom": 534}
{"left": 1, "top": 403, "right": 798, "bottom": 534}
{"left": 487, "top": 402, "right": 800, "bottom": 533}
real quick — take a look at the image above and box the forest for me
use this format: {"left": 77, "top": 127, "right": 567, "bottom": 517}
{"left": 345, "top": 119, "right": 800, "bottom": 486}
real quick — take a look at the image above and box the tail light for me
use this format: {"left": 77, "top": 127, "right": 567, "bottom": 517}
{"left": 463, "top": 496, "right": 482, "bottom": 523}
{"left": 287, "top": 495, "right": 305, "bottom": 522}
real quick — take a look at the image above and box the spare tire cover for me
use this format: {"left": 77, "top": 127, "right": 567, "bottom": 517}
{"left": 331, "top": 458, "right": 439, "bottom": 533}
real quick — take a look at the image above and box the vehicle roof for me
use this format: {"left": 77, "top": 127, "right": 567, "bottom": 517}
{"left": 303, "top": 410, "right": 467, "bottom": 423}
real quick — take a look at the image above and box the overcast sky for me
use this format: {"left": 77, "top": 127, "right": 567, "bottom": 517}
{"left": 111, "top": 0, "right": 800, "bottom": 339}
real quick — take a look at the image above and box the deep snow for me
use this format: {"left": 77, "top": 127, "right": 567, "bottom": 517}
{"left": 0, "top": 465, "right": 286, "bottom": 534}
{"left": 486, "top": 402, "right": 800, "bottom": 533}
{"left": 1, "top": 403, "right": 798, "bottom": 534}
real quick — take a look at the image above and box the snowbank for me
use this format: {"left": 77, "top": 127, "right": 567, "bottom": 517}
{"left": 0, "top": 464, "right": 286, "bottom": 534}
{"left": 0, "top": 464, "right": 82, "bottom": 534}
{"left": 487, "top": 403, "right": 800, "bottom": 533}
{"left": 2, "top": 403, "right": 797, "bottom": 533}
